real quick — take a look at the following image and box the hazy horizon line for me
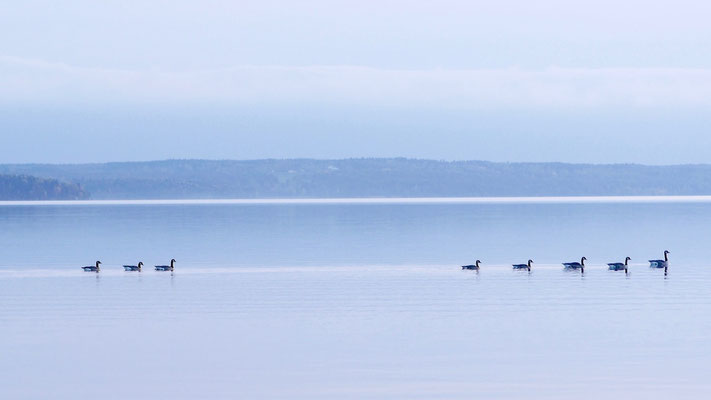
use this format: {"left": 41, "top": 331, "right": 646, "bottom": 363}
{"left": 3, "top": 196, "right": 711, "bottom": 206}
{"left": 1, "top": 157, "right": 710, "bottom": 168}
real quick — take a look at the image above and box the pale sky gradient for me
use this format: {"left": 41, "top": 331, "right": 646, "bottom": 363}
{"left": 2, "top": 0, "right": 711, "bottom": 164}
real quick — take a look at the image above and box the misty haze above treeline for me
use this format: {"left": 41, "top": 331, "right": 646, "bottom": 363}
{"left": 0, "top": 158, "right": 710, "bottom": 200}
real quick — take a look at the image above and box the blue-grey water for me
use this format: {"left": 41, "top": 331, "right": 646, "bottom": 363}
{"left": 1, "top": 199, "right": 710, "bottom": 399}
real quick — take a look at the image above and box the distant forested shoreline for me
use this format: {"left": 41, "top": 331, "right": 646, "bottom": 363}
{"left": 1, "top": 158, "right": 711, "bottom": 200}
{"left": 0, "top": 174, "right": 88, "bottom": 200}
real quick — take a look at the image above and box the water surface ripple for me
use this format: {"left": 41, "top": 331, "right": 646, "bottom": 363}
{"left": 1, "top": 200, "right": 709, "bottom": 399}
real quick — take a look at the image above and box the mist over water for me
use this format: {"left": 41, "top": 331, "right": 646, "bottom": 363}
{"left": 1, "top": 199, "right": 710, "bottom": 399}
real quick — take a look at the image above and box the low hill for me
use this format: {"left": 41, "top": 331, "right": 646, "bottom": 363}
{"left": 0, "top": 158, "right": 710, "bottom": 199}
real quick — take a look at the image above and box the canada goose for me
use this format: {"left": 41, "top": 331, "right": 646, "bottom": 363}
{"left": 649, "top": 251, "right": 669, "bottom": 269}
{"left": 608, "top": 257, "right": 630, "bottom": 273}
{"left": 513, "top": 260, "right": 533, "bottom": 271}
{"left": 123, "top": 262, "right": 143, "bottom": 272}
{"left": 563, "top": 257, "right": 586, "bottom": 273}
{"left": 82, "top": 261, "right": 101, "bottom": 272}
{"left": 649, "top": 251, "right": 670, "bottom": 276}
{"left": 462, "top": 260, "right": 481, "bottom": 270}
{"left": 155, "top": 259, "right": 176, "bottom": 271}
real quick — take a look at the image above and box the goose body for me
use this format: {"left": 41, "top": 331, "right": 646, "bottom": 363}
{"left": 608, "top": 257, "right": 630, "bottom": 272}
{"left": 123, "top": 262, "right": 143, "bottom": 272}
{"left": 462, "top": 260, "right": 481, "bottom": 270}
{"left": 563, "top": 257, "right": 586, "bottom": 270}
{"left": 82, "top": 261, "right": 101, "bottom": 272}
{"left": 513, "top": 260, "right": 533, "bottom": 271}
{"left": 155, "top": 259, "right": 176, "bottom": 271}
{"left": 649, "top": 251, "right": 669, "bottom": 268}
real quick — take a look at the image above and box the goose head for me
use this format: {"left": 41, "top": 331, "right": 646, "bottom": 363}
{"left": 138, "top": 262, "right": 143, "bottom": 271}
{"left": 475, "top": 260, "right": 481, "bottom": 268}
{"left": 664, "top": 250, "right": 670, "bottom": 261}
{"left": 95, "top": 261, "right": 101, "bottom": 270}
{"left": 581, "top": 256, "right": 587, "bottom": 265}
{"left": 624, "top": 257, "right": 631, "bottom": 265}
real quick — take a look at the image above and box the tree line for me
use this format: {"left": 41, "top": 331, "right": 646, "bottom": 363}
{"left": 0, "top": 174, "right": 88, "bottom": 200}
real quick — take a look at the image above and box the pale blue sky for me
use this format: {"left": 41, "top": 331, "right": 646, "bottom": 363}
{"left": 2, "top": 0, "right": 711, "bottom": 163}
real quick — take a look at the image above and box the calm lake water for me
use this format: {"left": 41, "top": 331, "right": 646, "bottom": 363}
{"left": 1, "top": 198, "right": 710, "bottom": 399}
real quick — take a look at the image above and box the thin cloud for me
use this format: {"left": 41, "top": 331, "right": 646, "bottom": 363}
{"left": 2, "top": 56, "right": 711, "bottom": 108}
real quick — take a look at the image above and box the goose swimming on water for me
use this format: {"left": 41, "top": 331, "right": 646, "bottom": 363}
{"left": 649, "top": 251, "right": 669, "bottom": 269}
{"left": 82, "top": 261, "right": 101, "bottom": 272}
{"left": 563, "top": 257, "right": 586, "bottom": 273}
{"left": 123, "top": 262, "right": 143, "bottom": 272}
{"left": 608, "top": 257, "right": 630, "bottom": 273}
{"left": 513, "top": 260, "right": 532, "bottom": 271}
{"left": 649, "top": 250, "right": 670, "bottom": 275}
{"left": 155, "top": 259, "right": 176, "bottom": 271}
{"left": 462, "top": 260, "right": 481, "bottom": 270}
